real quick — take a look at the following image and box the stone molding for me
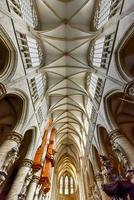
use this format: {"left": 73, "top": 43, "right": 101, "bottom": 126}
{"left": 22, "top": 159, "right": 33, "bottom": 168}
{"left": 109, "top": 129, "right": 122, "bottom": 143}
{"left": 6, "top": 132, "right": 23, "bottom": 144}
{"left": 32, "top": 175, "right": 40, "bottom": 183}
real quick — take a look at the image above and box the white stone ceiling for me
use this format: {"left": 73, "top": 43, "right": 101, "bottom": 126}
{"left": 36, "top": 0, "right": 96, "bottom": 175}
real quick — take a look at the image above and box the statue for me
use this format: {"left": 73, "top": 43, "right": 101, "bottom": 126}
{"left": 18, "top": 169, "right": 33, "bottom": 200}
{"left": 93, "top": 191, "right": 101, "bottom": 200}
{"left": 125, "top": 169, "right": 134, "bottom": 183}
{"left": 2, "top": 146, "right": 19, "bottom": 172}
{"left": 100, "top": 155, "right": 119, "bottom": 182}
{"left": 0, "top": 146, "right": 19, "bottom": 186}
{"left": 112, "top": 142, "right": 131, "bottom": 174}
{"left": 88, "top": 184, "right": 101, "bottom": 200}
{"left": 100, "top": 155, "right": 134, "bottom": 200}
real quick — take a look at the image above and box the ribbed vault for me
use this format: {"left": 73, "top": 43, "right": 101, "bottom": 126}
{"left": 36, "top": 0, "right": 96, "bottom": 188}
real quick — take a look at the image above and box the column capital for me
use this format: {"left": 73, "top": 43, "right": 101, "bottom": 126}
{"left": 21, "top": 159, "right": 33, "bottom": 168}
{"left": 6, "top": 132, "right": 23, "bottom": 144}
{"left": 32, "top": 175, "right": 40, "bottom": 183}
{"left": 0, "top": 82, "right": 6, "bottom": 99}
{"left": 109, "top": 129, "right": 122, "bottom": 143}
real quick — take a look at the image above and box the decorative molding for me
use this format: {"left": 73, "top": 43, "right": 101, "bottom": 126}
{"left": 109, "top": 129, "right": 122, "bottom": 142}
{"left": 7, "top": 132, "right": 23, "bottom": 144}
{"left": 32, "top": 175, "right": 40, "bottom": 183}
{"left": 111, "top": 141, "right": 131, "bottom": 170}
{"left": 22, "top": 159, "right": 33, "bottom": 168}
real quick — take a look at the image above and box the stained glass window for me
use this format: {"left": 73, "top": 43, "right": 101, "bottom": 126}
{"left": 59, "top": 174, "right": 75, "bottom": 195}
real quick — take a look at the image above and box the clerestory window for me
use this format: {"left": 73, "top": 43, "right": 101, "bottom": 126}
{"left": 17, "top": 32, "right": 42, "bottom": 69}
{"left": 59, "top": 174, "right": 75, "bottom": 195}
{"left": 90, "top": 33, "right": 115, "bottom": 69}
{"left": 94, "top": 0, "right": 123, "bottom": 29}
{"left": 8, "top": 0, "right": 38, "bottom": 27}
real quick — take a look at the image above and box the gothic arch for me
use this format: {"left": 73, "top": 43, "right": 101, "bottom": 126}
{"left": 97, "top": 125, "right": 111, "bottom": 156}
{"left": 105, "top": 90, "right": 134, "bottom": 145}
{"left": 104, "top": 90, "right": 122, "bottom": 130}
{"left": 0, "top": 89, "right": 29, "bottom": 145}
{"left": 97, "top": 125, "right": 120, "bottom": 171}
{"left": 116, "top": 23, "right": 134, "bottom": 81}
{"left": 22, "top": 127, "right": 37, "bottom": 160}
{"left": 91, "top": 145, "right": 101, "bottom": 175}
{"left": 87, "top": 159, "right": 95, "bottom": 186}
{"left": 96, "top": 125, "right": 118, "bottom": 158}
{"left": 0, "top": 25, "right": 17, "bottom": 82}
{"left": 6, "top": 89, "right": 29, "bottom": 133}
{"left": 0, "top": 94, "right": 23, "bottom": 144}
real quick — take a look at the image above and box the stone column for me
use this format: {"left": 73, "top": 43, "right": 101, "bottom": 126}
{"left": 95, "top": 173, "right": 110, "bottom": 200}
{"left": 0, "top": 132, "right": 22, "bottom": 169}
{"left": 25, "top": 175, "right": 39, "bottom": 200}
{"left": 7, "top": 159, "right": 33, "bottom": 200}
{"left": 110, "top": 129, "right": 134, "bottom": 166}
{"left": 33, "top": 184, "right": 42, "bottom": 200}
{"left": 77, "top": 167, "right": 86, "bottom": 200}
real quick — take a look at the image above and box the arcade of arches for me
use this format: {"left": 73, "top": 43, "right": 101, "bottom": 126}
{"left": 0, "top": 0, "right": 134, "bottom": 200}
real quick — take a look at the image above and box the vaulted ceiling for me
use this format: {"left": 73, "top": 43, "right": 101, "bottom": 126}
{"left": 36, "top": 0, "right": 97, "bottom": 178}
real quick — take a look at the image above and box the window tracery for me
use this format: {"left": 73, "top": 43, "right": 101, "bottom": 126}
{"left": 17, "top": 32, "right": 42, "bottom": 69}
{"left": 59, "top": 174, "right": 75, "bottom": 195}
{"left": 8, "top": 0, "right": 38, "bottom": 28}
{"left": 89, "top": 33, "right": 115, "bottom": 69}
{"left": 94, "top": 0, "right": 123, "bottom": 29}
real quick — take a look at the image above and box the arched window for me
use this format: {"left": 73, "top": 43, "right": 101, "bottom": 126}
{"left": 17, "top": 32, "right": 43, "bottom": 69}
{"left": 59, "top": 174, "right": 75, "bottom": 195}
{"left": 87, "top": 73, "right": 103, "bottom": 104}
{"left": 29, "top": 74, "right": 46, "bottom": 103}
{"left": 64, "top": 176, "right": 69, "bottom": 194}
{"left": 70, "top": 176, "right": 74, "bottom": 194}
{"left": 59, "top": 176, "right": 63, "bottom": 194}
